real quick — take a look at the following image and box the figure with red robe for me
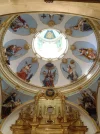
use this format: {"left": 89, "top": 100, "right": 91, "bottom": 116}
{"left": 79, "top": 48, "right": 96, "bottom": 60}
{"left": 17, "top": 63, "right": 33, "bottom": 82}
{"left": 10, "top": 16, "right": 29, "bottom": 32}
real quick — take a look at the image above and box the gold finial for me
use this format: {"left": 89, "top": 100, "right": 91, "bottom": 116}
{"left": 24, "top": 44, "right": 31, "bottom": 50}
{"left": 47, "top": 20, "right": 55, "bottom": 27}
{"left": 65, "top": 29, "right": 72, "bottom": 36}
{"left": 62, "top": 58, "right": 67, "bottom": 63}
{"left": 32, "top": 57, "right": 38, "bottom": 63}
{"left": 29, "top": 28, "right": 37, "bottom": 34}
{"left": 70, "top": 60, "right": 75, "bottom": 64}
{"left": 70, "top": 44, "right": 76, "bottom": 51}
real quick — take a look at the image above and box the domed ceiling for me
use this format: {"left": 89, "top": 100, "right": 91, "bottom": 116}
{"left": 1, "top": 13, "right": 99, "bottom": 93}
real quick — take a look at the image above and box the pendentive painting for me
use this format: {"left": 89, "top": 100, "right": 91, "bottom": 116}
{"left": 1, "top": 80, "right": 33, "bottom": 119}
{"left": 67, "top": 78, "right": 99, "bottom": 123}
{"left": 17, "top": 57, "right": 39, "bottom": 82}
{"left": 40, "top": 63, "right": 58, "bottom": 87}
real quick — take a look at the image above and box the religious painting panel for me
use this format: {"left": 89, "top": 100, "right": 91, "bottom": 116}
{"left": 39, "top": 14, "right": 64, "bottom": 27}
{"left": 61, "top": 58, "right": 82, "bottom": 82}
{"left": 65, "top": 16, "right": 93, "bottom": 37}
{"left": 9, "top": 14, "right": 37, "bottom": 35}
{"left": 40, "top": 63, "right": 58, "bottom": 87}
{"left": 16, "top": 57, "right": 39, "bottom": 82}
{"left": 4, "top": 39, "right": 29, "bottom": 65}
{"left": 67, "top": 77, "right": 99, "bottom": 123}
{"left": 1, "top": 80, "right": 33, "bottom": 119}
{"left": 72, "top": 41, "right": 97, "bottom": 63}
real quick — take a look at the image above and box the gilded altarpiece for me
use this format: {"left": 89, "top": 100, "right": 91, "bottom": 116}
{"left": 11, "top": 89, "right": 88, "bottom": 134}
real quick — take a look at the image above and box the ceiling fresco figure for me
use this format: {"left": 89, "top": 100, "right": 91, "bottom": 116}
{"left": 9, "top": 14, "right": 37, "bottom": 35}
{"left": 67, "top": 78, "right": 99, "bottom": 124}
{"left": 2, "top": 92, "right": 20, "bottom": 119}
{"left": 65, "top": 17, "right": 93, "bottom": 37}
{"left": 4, "top": 39, "right": 29, "bottom": 65}
{"left": 5, "top": 45, "right": 22, "bottom": 65}
{"left": 39, "top": 14, "right": 64, "bottom": 27}
{"left": 17, "top": 57, "right": 39, "bottom": 82}
{"left": 40, "top": 63, "right": 58, "bottom": 87}
{"left": 10, "top": 16, "right": 29, "bottom": 32}
{"left": 1, "top": 80, "right": 33, "bottom": 119}
{"left": 17, "top": 63, "right": 32, "bottom": 82}
{"left": 72, "top": 18, "right": 92, "bottom": 32}
{"left": 63, "top": 64, "right": 78, "bottom": 82}
{"left": 79, "top": 48, "right": 96, "bottom": 61}
{"left": 78, "top": 89, "right": 97, "bottom": 121}
{"left": 61, "top": 58, "right": 82, "bottom": 82}
{"left": 72, "top": 41, "right": 97, "bottom": 63}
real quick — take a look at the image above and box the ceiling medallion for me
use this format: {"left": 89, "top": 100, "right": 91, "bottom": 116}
{"left": 32, "top": 29, "right": 68, "bottom": 61}
{"left": 45, "top": 88, "right": 57, "bottom": 100}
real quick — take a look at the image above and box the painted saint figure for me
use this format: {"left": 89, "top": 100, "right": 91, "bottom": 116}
{"left": 63, "top": 65, "right": 78, "bottom": 81}
{"left": 42, "top": 69, "right": 56, "bottom": 87}
{"left": 72, "top": 19, "right": 92, "bottom": 32}
{"left": 2, "top": 93, "right": 17, "bottom": 118}
{"left": 79, "top": 48, "right": 96, "bottom": 60}
{"left": 5, "top": 45, "right": 22, "bottom": 65}
{"left": 10, "top": 16, "right": 29, "bottom": 32}
{"left": 78, "top": 90, "right": 97, "bottom": 120}
{"left": 17, "top": 62, "right": 33, "bottom": 82}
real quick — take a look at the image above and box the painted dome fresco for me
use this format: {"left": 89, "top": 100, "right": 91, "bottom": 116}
{"left": 0, "top": 13, "right": 99, "bottom": 93}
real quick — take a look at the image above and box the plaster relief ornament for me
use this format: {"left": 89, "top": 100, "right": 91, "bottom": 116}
{"left": 62, "top": 58, "right": 68, "bottom": 63}
{"left": 29, "top": 28, "right": 37, "bottom": 34}
{"left": 39, "top": 14, "right": 64, "bottom": 27}
{"left": 70, "top": 44, "right": 76, "bottom": 51}
{"left": 40, "top": 63, "right": 58, "bottom": 87}
{"left": 65, "top": 16, "right": 93, "bottom": 37}
{"left": 47, "top": 20, "right": 55, "bottom": 27}
{"left": 9, "top": 14, "right": 37, "bottom": 35}
{"left": 65, "top": 29, "right": 72, "bottom": 36}
{"left": 24, "top": 44, "right": 31, "bottom": 50}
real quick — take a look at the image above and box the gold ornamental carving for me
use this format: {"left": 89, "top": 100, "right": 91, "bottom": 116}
{"left": 24, "top": 44, "right": 31, "bottom": 50}
{"left": 65, "top": 29, "right": 72, "bottom": 36}
{"left": 47, "top": 20, "right": 55, "bottom": 27}
{"left": 70, "top": 44, "right": 76, "bottom": 51}
{"left": 11, "top": 90, "right": 88, "bottom": 134}
{"left": 29, "top": 28, "right": 37, "bottom": 34}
